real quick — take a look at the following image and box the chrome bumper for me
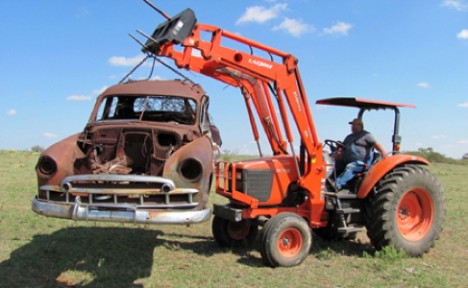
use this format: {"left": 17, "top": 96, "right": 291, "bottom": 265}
{"left": 32, "top": 174, "right": 211, "bottom": 224}
{"left": 32, "top": 196, "right": 212, "bottom": 224}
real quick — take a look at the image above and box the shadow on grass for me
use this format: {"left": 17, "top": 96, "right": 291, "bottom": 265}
{"left": 0, "top": 227, "right": 378, "bottom": 285}
{"left": 177, "top": 229, "right": 375, "bottom": 268}
{"left": 0, "top": 227, "right": 162, "bottom": 287}
{"left": 311, "top": 233, "right": 375, "bottom": 258}
{"left": 162, "top": 228, "right": 376, "bottom": 268}
{"left": 154, "top": 231, "right": 266, "bottom": 267}
{"left": 234, "top": 232, "right": 375, "bottom": 267}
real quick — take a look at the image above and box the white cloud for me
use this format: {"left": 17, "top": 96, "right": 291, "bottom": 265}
{"left": 457, "top": 29, "right": 468, "bottom": 39}
{"left": 459, "top": 139, "right": 468, "bottom": 144}
{"left": 273, "top": 18, "right": 313, "bottom": 37}
{"left": 43, "top": 132, "right": 57, "bottom": 139}
{"left": 417, "top": 82, "right": 430, "bottom": 88}
{"left": 192, "top": 49, "right": 203, "bottom": 58}
{"left": 441, "top": 0, "right": 468, "bottom": 11}
{"left": 236, "top": 3, "right": 287, "bottom": 25}
{"left": 108, "top": 54, "right": 148, "bottom": 67}
{"left": 66, "top": 86, "right": 108, "bottom": 101}
{"left": 6, "top": 109, "right": 16, "bottom": 116}
{"left": 323, "top": 22, "right": 353, "bottom": 36}
{"left": 66, "top": 95, "right": 92, "bottom": 101}
{"left": 92, "top": 86, "right": 108, "bottom": 96}
{"left": 151, "top": 75, "right": 164, "bottom": 80}
{"left": 457, "top": 102, "right": 468, "bottom": 108}
{"left": 75, "top": 7, "right": 90, "bottom": 18}
{"left": 314, "top": 104, "right": 328, "bottom": 110}
{"left": 432, "top": 134, "right": 447, "bottom": 140}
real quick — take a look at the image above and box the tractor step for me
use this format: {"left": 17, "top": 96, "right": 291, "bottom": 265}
{"left": 337, "top": 226, "right": 365, "bottom": 234}
{"left": 336, "top": 207, "right": 361, "bottom": 214}
{"left": 335, "top": 190, "right": 358, "bottom": 199}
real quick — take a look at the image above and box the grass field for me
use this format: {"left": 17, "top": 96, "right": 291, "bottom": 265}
{"left": 0, "top": 150, "right": 467, "bottom": 287}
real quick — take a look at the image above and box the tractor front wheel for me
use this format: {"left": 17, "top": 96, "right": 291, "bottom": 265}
{"left": 212, "top": 216, "right": 258, "bottom": 247}
{"left": 365, "top": 164, "right": 445, "bottom": 256}
{"left": 260, "top": 212, "right": 312, "bottom": 267}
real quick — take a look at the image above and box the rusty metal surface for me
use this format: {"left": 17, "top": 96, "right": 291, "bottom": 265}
{"left": 34, "top": 79, "right": 221, "bottom": 224}
{"left": 100, "top": 79, "right": 206, "bottom": 100}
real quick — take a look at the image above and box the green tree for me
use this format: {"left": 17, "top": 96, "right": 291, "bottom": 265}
{"left": 31, "top": 145, "right": 44, "bottom": 153}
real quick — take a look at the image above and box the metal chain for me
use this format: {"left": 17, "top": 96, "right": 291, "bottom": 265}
{"left": 152, "top": 56, "right": 196, "bottom": 86}
{"left": 118, "top": 54, "right": 197, "bottom": 87}
{"left": 118, "top": 55, "right": 150, "bottom": 84}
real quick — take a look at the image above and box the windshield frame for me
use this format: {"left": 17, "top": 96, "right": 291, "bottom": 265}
{"left": 93, "top": 94, "right": 199, "bottom": 126}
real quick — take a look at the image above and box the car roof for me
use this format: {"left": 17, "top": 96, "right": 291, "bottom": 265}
{"left": 100, "top": 79, "right": 206, "bottom": 101}
{"left": 316, "top": 97, "right": 416, "bottom": 110}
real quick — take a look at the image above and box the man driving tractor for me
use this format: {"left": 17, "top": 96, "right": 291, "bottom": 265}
{"left": 334, "top": 118, "right": 388, "bottom": 190}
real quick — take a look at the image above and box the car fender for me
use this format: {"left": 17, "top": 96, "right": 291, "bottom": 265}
{"left": 163, "top": 135, "right": 214, "bottom": 193}
{"left": 37, "top": 133, "right": 83, "bottom": 186}
{"left": 356, "top": 154, "right": 429, "bottom": 199}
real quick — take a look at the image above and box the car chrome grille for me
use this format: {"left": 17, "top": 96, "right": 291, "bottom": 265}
{"left": 39, "top": 174, "right": 199, "bottom": 209}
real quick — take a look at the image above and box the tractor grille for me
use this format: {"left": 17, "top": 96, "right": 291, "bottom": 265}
{"left": 238, "top": 169, "right": 273, "bottom": 202}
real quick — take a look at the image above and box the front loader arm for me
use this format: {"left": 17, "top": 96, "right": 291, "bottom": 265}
{"left": 144, "top": 12, "right": 319, "bottom": 154}
{"left": 141, "top": 8, "right": 326, "bottom": 212}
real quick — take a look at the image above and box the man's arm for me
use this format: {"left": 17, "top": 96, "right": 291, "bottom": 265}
{"left": 374, "top": 142, "right": 388, "bottom": 158}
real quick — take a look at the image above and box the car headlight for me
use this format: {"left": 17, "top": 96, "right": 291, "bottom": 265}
{"left": 179, "top": 158, "right": 203, "bottom": 182}
{"left": 36, "top": 156, "right": 57, "bottom": 175}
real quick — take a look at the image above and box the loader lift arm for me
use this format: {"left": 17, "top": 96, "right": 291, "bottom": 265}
{"left": 140, "top": 8, "right": 325, "bottom": 189}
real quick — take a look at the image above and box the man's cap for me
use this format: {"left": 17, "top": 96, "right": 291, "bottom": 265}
{"left": 348, "top": 118, "right": 363, "bottom": 125}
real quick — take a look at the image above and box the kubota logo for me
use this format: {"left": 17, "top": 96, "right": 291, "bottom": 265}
{"left": 248, "top": 58, "right": 273, "bottom": 69}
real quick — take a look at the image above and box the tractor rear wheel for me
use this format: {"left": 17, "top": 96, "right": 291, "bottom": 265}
{"left": 212, "top": 216, "right": 258, "bottom": 247}
{"left": 365, "top": 164, "right": 444, "bottom": 256}
{"left": 260, "top": 212, "right": 312, "bottom": 267}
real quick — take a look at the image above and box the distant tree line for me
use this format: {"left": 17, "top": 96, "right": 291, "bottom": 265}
{"left": 404, "top": 147, "right": 466, "bottom": 164}
{"left": 30, "top": 145, "right": 45, "bottom": 153}
{"left": 28, "top": 145, "right": 467, "bottom": 164}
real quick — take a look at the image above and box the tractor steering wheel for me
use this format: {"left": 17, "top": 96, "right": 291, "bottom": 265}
{"left": 324, "top": 139, "right": 346, "bottom": 152}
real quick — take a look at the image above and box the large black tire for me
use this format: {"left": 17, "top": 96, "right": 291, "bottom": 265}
{"left": 260, "top": 212, "right": 312, "bottom": 267}
{"left": 365, "top": 164, "right": 445, "bottom": 256}
{"left": 212, "top": 216, "right": 258, "bottom": 247}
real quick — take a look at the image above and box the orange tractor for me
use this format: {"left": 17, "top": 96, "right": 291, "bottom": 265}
{"left": 138, "top": 3, "right": 444, "bottom": 267}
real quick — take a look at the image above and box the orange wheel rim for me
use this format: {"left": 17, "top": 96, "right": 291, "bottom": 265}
{"left": 397, "top": 188, "right": 434, "bottom": 241}
{"left": 278, "top": 228, "right": 302, "bottom": 257}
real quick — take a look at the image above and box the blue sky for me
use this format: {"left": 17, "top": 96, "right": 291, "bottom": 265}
{"left": 1, "top": 0, "right": 467, "bottom": 158}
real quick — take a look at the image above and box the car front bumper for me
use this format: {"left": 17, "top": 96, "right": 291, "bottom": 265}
{"left": 32, "top": 196, "right": 212, "bottom": 224}
{"left": 32, "top": 174, "right": 212, "bottom": 224}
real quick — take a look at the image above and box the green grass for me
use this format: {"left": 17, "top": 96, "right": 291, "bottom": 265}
{"left": 0, "top": 150, "right": 467, "bottom": 287}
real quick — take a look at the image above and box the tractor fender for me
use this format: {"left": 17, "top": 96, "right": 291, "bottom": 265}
{"left": 356, "top": 154, "right": 429, "bottom": 199}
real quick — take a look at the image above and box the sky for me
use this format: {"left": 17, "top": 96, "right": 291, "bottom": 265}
{"left": 1, "top": 0, "right": 467, "bottom": 159}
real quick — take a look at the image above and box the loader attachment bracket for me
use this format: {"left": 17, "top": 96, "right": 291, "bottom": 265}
{"left": 143, "top": 8, "right": 197, "bottom": 54}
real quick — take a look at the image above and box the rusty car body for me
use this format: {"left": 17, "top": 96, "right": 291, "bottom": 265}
{"left": 32, "top": 79, "right": 221, "bottom": 224}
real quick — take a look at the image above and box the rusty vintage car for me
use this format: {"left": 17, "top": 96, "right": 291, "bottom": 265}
{"left": 32, "top": 79, "right": 221, "bottom": 224}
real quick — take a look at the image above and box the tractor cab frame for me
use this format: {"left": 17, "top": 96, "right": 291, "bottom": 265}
{"left": 316, "top": 97, "right": 416, "bottom": 154}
